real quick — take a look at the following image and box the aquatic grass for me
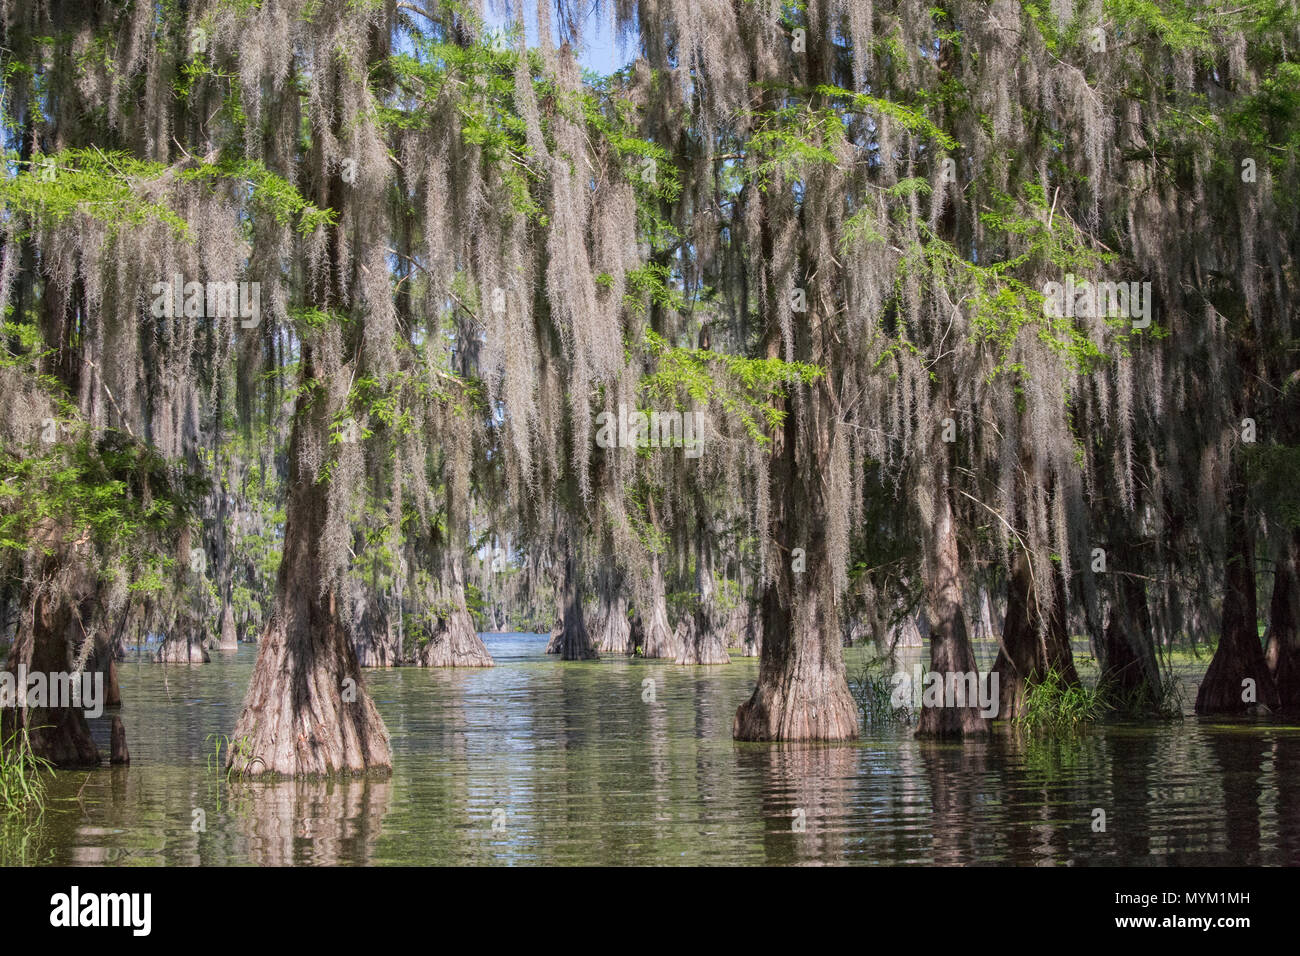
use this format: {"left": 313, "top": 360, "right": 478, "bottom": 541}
{"left": 847, "top": 656, "right": 912, "bottom": 728}
{"left": 1098, "top": 668, "right": 1186, "bottom": 720}
{"left": 0, "top": 726, "right": 54, "bottom": 814}
{"left": 1016, "top": 667, "right": 1101, "bottom": 735}
{"left": 205, "top": 733, "right": 265, "bottom": 781}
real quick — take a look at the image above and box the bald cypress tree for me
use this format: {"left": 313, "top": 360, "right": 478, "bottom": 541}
{"left": 5, "top": 0, "right": 1300, "bottom": 772}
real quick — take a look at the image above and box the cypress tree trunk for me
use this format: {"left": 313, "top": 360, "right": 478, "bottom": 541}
{"left": 3, "top": 548, "right": 99, "bottom": 766}
{"left": 155, "top": 528, "right": 211, "bottom": 663}
{"left": 1100, "top": 570, "right": 1161, "bottom": 707}
{"left": 592, "top": 566, "right": 633, "bottom": 654}
{"left": 154, "top": 630, "right": 211, "bottom": 663}
{"left": 993, "top": 552, "right": 1080, "bottom": 719}
{"left": 94, "top": 621, "right": 123, "bottom": 709}
{"left": 732, "top": 148, "right": 855, "bottom": 739}
{"left": 733, "top": 382, "right": 857, "bottom": 740}
{"left": 740, "top": 598, "right": 762, "bottom": 657}
{"left": 639, "top": 497, "right": 677, "bottom": 658}
{"left": 228, "top": 344, "right": 391, "bottom": 776}
{"left": 556, "top": 540, "right": 597, "bottom": 660}
{"left": 1195, "top": 478, "right": 1279, "bottom": 714}
{"left": 1266, "top": 530, "right": 1300, "bottom": 713}
{"left": 676, "top": 503, "right": 729, "bottom": 665}
{"left": 352, "top": 587, "right": 397, "bottom": 667}
{"left": 416, "top": 552, "right": 494, "bottom": 667}
{"left": 214, "top": 475, "right": 238, "bottom": 650}
{"left": 917, "top": 463, "right": 989, "bottom": 738}
{"left": 217, "top": 599, "right": 239, "bottom": 650}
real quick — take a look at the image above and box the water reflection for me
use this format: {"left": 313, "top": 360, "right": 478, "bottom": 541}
{"left": 738, "top": 743, "right": 858, "bottom": 865}
{"left": 19, "top": 637, "right": 1300, "bottom": 865}
{"left": 235, "top": 777, "right": 392, "bottom": 866}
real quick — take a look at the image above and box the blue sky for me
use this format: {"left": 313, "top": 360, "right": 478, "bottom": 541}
{"left": 482, "top": 1, "right": 635, "bottom": 75}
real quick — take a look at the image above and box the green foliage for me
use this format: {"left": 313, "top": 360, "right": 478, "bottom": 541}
{"left": 0, "top": 147, "right": 333, "bottom": 240}
{"left": 384, "top": 32, "right": 542, "bottom": 221}
{"left": 180, "top": 156, "right": 336, "bottom": 234}
{"left": 639, "top": 329, "right": 823, "bottom": 448}
{"left": 0, "top": 430, "right": 200, "bottom": 564}
{"left": 1016, "top": 667, "right": 1101, "bottom": 735}
{"left": 1, "top": 149, "right": 189, "bottom": 236}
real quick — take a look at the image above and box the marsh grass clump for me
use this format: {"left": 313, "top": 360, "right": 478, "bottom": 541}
{"left": 1016, "top": 667, "right": 1101, "bottom": 735}
{"left": 847, "top": 656, "right": 912, "bottom": 728}
{"left": 1098, "top": 666, "right": 1186, "bottom": 720}
{"left": 0, "top": 726, "right": 54, "bottom": 814}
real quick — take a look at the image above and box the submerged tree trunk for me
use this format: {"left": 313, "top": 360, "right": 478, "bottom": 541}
{"left": 639, "top": 549, "right": 677, "bottom": 659}
{"left": 638, "top": 496, "right": 677, "bottom": 659}
{"left": 891, "top": 612, "right": 924, "bottom": 648}
{"left": 676, "top": 481, "right": 729, "bottom": 664}
{"left": 228, "top": 346, "right": 391, "bottom": 776}
{"left": 992, "top": 552, "right": 1080, "bottom": 720}
{"left": 733, "top": 550, "right": 858, "bottom": 739}
{"left": 1100, "top": 570, "right": 1161, "bottom": 708}
{"left": 591, "top": 566, "right": 633, "bottom": 655}
{"left": 216, "top": 598, "right": 239, "bottom": 650}
{"left": 1196, "top": 487, "right": 1279, "bottom": 715}
{"left": 733, "top": 164, "right": 856, "bottom": 739}
{"left": 2, "top": 550, "right": 100, "bottom": 766}
{"left": 675, "top": 608, "right": 730, "bottom": 664}
{"left": 416, "top": 553, "right": 494, "bottom": 667}
{"left": 917, "top": 469, "right": 989, "bottom": 738}
{"left": 556, "top": 544, "right": 597, "bottom": 661}
{"left": 1266, "top": 530, "right": 1300, "bottom": 713}
{"left": 733, "top": 379, "right": 857, "bottom": 740}
{"left": 676, "top": 511, "right": 729, "bottom": 665}
{"left": 740, "top": 598, "right": 761, "bottom": 657}
{"left": 352, "top": 590, "right": 399, "bottom": 667}
{"left": 155, "top": 629, "right": 211, "bottom": 663}
{"left": 421, "top": 422, "right": 494, "bottom": 667}
{"left": 90, "top": 610, "right": 128, "bottom": 708}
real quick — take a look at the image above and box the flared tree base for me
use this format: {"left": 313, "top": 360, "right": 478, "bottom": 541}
{"left": 416, "top": 610, "right": 494, "bottom": 667}
{"left": 216, "top": 603, "right": 239, "bottom": 650}
{"left": 674, "top": 612, "right": 730, "bottom": 665}
{"left": 155, "top": 634, "right": 211, "bottom": 663}
{"left": 1195, "top": 641, "right": 1279, "bottom": 715}
{"left": 733, "top": 678, "right": 860, "bottom": 741}
{"left": 229, "top": 616, "right": 391, "bottom": 777}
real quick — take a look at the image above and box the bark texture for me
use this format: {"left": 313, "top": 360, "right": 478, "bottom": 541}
{"left": 1267, "top": 530, "right": 1300, "bottom": 714}
{"left": 591, "top": 566, "right": 634, "bottom": 654}
{"left": 228, "top": 354, "right": 392, "bottom": 776}
{"left": 734, "top": 377, "right": 857, "bottom": 740}
{"left": 992, "top": 553, "right": 1080, "bottom": 720}
{"left": 1100, "top": 571, "right": 1161, "bottom": 708}
{"left": 352, "top": 594, "right": 400, "bottom": 667}
{"left": 556, "top": 546, "right": 597, "bottom": 661}
{"left": 155, "top": 630, "right": 211, "bottom": 663}
{"left": 216, "top": 599, "right": 239, "bottom": 650}
{"left": 676, "top": 491, "right": 730, "bottom": 665}
{"left": 1195, "top": 489, "right": 1280, "bottom": 715}
{"left": 638, "top": 552, "right": 677, "bottom": 658}
{"left": 916, "top": 473, "right": 989, "bottom": 738}
{"left": 2, "top": 551, "right": 100, "bottom": 766}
